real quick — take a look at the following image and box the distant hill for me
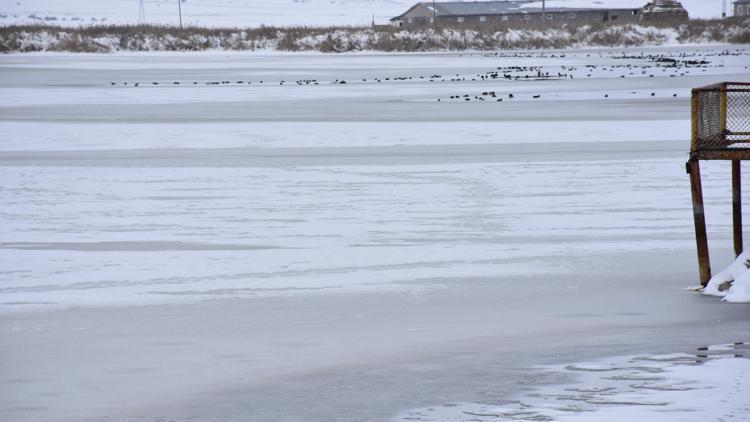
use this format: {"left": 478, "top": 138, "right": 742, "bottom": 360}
{"left": 0, "top": 0, "right": 728, "bottom": 28}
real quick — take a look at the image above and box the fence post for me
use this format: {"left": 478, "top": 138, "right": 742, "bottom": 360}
{"left": 733, "top": 160, "right": 743, "bottom": 257}
{"left": 720, "top": 84, "right": 727, "bottom": 135}
{"left": 688, "top": 159, "right": 712, "bottom": 286}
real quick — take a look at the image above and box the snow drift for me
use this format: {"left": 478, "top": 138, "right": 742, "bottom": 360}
{"left": 704, "top": 250, "right": 750, "bottom": 303}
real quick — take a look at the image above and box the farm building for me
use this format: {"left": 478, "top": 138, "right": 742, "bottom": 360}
{"left": 641, "top": 0, "right": 689, "bottom": 23}
{"left": 735, "top": 0, "right": 750, "bottom": 17}
{"left": 390, "top": 1, "right": 688, "bottom": 29}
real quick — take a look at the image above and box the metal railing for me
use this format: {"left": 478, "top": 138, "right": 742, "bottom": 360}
{"left": 691, "top": 82, "right": 750, "bottom": 160}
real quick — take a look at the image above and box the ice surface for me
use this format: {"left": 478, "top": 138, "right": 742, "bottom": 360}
{"left": 1, "top": 45, "right": 749, "bottom": 421}
{"left": 1, "top": 46, "right": 748, "bottom": 312}
{"left": 395, "top": 347, "right": 750, "bottom": 421}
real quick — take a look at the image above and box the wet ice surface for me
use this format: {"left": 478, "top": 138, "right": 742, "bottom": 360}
{"left": 1, "top": 46, "right": 750, "bottom": 421}
{"left": 395, "top": 343, "right": 750, "bottom": 422}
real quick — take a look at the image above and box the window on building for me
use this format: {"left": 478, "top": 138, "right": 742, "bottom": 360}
{"left": 407, "top": 18, "right": 413, "bottom": 23}
{"left": 479, "top": 16, "right": 487, "bottom": 22}
{"left": 546, "top": 14, "right": 553, "bottom": 20}
{"left": 501, "top": 15, "right": 509, "bottom": 21}
{"left": 568, "top": 13, "right": 576, "bottom": 19}
{"left": 611, "top": 15, "right": 619, "bottom": 20}
{"left": 457, "top": 16, "right": 464, "bottom": 23}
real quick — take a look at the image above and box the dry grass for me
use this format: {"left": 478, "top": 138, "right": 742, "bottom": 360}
{"left": 1, "top": 18, "right": 748, "bottom": 54}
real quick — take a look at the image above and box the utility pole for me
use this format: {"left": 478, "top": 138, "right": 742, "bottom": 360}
{"left": 542, "top": 0, "right": 546, "bottom": 26}
{"left": 723, "top": 0, "right": 727, "bottom": 18}
{"left": 138, "top": 0, "right": 145, "bottom": 24}
{"left": 433, "top": 0, "right": 437, "bottom": 29}
{"left": 177, "top": 0, "right": 183, "bottom": 28}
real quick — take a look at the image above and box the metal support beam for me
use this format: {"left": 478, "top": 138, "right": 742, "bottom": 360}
{"left": 733, "top": 160, "right": 744, "bottom": 257}
{"left": 687, "top": 160, "right": 712, "bottom": 286}
{"left": 720, "top": 86, "right": 727, "bottom": 135}
{"left": 693, "top": 149, "right": 750, "bottom": 161}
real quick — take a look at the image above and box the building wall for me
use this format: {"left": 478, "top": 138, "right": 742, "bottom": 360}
{"left": 393, "top": 9, "right": 641, "bottom": 29}
{"left": 393, "top": 4, "right": 436, "bottom": 27}
{"left": 736, "top": 3, "right": 750, "bottom": 16}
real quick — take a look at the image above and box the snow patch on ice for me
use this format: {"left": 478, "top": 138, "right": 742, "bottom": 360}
{"left": 395, "top": 346, "right": 750, "bottom": 422}
{"left": 704, "top": 250, "right": 750, "bottom": 303}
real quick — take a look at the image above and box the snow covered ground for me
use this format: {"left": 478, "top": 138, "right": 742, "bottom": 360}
{"left": 0, "top": 0, "right": 731, "bottom": 28}
{"left": 0, "top": 46, "right": 749, "bottom": 421}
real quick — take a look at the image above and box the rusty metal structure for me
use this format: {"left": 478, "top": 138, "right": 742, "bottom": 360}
{"left": 688, "top": 82, "right": 750, "bottom": 285}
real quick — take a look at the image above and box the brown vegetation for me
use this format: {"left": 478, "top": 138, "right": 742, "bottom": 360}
{"left": 0, "top": 18, "right": 748, "bottom": 54}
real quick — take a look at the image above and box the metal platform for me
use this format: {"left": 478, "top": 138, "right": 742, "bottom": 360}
{"left": 687, "top": 82, "right": 749, "bottom": 286}
{"left": 691, "top": 82, "right": 750, "bottom": 160}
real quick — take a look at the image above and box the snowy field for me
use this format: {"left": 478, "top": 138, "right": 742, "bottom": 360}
{"left": 1, "top": 45, "right": 749, "bottom": 421}
{"left": 0, "top": 0, "right": 731, "bottom": 28}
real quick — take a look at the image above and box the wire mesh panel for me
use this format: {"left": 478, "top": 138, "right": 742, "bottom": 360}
{"left": 692, "top": 82, "right": 750, "bottom": 159}
{"left": 727, "top": 83, "right": 750, "bottom": 142}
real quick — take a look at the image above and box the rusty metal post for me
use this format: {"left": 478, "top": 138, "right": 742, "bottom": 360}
{"left": 687, "top": 159, "right": 712, "bottom": 286}
{"left": 719, "top": 84, "right": 727, "bottom": 135}
{"left": 733, "top": 160, "right": 743, "bottom": 257}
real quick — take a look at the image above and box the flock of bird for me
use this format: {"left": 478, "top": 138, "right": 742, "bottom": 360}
{"left": 107, "top": 49, "right": 748, "bottom": 104}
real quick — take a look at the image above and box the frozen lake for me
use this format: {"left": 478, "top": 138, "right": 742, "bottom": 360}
{"left": 1, "top": 46, "right": 749, "bottom": 421}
